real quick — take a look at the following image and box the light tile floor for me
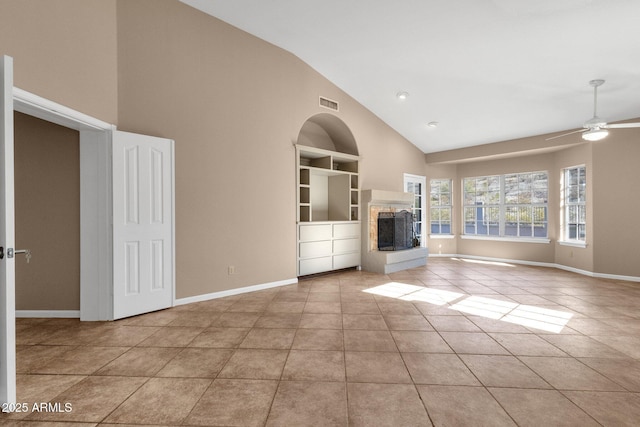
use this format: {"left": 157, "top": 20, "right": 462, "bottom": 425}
{"left": 3, "top": 258, "right": 640, "bottom": 426}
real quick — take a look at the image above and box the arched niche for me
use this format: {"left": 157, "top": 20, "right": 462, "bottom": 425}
{"left": 297, "top": 113, "right": 358, "bottom": 156}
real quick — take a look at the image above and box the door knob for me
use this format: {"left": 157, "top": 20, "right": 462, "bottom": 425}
{"left": 7, "top": 248, "right": 32, "bottom": 263}
{"left": 13, "top": 249, "right": 32, "bottom": 263}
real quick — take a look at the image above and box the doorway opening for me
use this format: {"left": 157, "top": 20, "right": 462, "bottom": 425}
{"left": 14, "top": 112, "right": 81, "bottom": 317}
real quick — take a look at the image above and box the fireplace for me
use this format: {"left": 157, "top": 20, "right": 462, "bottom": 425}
{"left": 362, "top": 190, "right": 428, "bottom": 274}
{"left": 377, "top": 210, "right": 414, "bottom": 251}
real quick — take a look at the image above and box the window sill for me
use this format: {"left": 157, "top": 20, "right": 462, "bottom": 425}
{"left": 558, "top": 240, "right": 587, "bottom": 248}
{"left": 429, "top": 234, "right": 455, "bottom": 240}
{"left": 461, "top": 235, "right": 550, "bottom": 244}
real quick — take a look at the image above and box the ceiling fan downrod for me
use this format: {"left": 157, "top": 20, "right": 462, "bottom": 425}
{"left": 589, "top": 79, "right": 605, "bottom": 120}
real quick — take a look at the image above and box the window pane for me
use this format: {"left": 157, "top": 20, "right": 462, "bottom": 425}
{"left": 578, "top": 224, "right": 586, "bottom": 240}
{"left": 488, "top": 190, "right": 500, "bottom": 204}
{"left": 464, "top": 191, "right": 475, "bottom": 206}
{"left": 569, "top": 168, "right": 578, "bottom": 186}
{"left": 478, "top": 177, "right": 488, "bottom": 191}
{"left": 568, "top": 187, "right": 578, "bottom": 203}
{"left": 534, "top": 222, "right": 548, "bottom": 238}
{"left": 464, "top": 207, "right": 476, "bottom": 221}
{"left": 407, "top": 182, "right": 414, "bottom": 193}
{"left": 569, "top": 224, "right": 577, "bottom": 239}
{"left": 505, "top": 175, "right": 518, "bottom": 204}
{"left": 578, "top": 184, "right": 586, "bottom": 202}
{"left": 533, "top": 189, "right": 547, "bottom": 204}
{"left": 533, "top": 206, "right": 547, "bottom": 223}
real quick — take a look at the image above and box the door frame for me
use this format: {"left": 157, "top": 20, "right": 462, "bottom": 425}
{"left": 13, "top": 88, "right": 123, "bottom": 321}
{"left": 1, "top": 55, "right": 16, "bottom": 405}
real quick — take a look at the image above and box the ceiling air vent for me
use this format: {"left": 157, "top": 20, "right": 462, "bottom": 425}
{"left": 319, "top": 96, "right": 339, "bottom": 111}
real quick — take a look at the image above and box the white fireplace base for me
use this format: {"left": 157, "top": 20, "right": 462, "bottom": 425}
{"left": 361, "top": 189, "right": 429, "bottom": 274}
{"left": 362, "top": 247, "right": 428, "bottom": 274}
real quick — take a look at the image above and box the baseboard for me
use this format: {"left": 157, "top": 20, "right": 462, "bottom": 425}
{"left": 174, "top": 277, "right": 299, "bottom": 306}
{"left": 429, "top": 253, "right": 640, "bottom": 283}
{"left": 16, "top": 310, "right": 80, "bottom": 318}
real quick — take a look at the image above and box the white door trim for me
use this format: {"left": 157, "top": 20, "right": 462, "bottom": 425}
{"left": 1, "top": 55, "right": 16, "bottom": 405}
{"left": 13, "top": 87, "right": 112, "bottom": 132}
{"left": 13, "top": 88, "right": 115, "bottom": 320}
{"left": 403, "top": 173, "right": 427, "bottom": 247}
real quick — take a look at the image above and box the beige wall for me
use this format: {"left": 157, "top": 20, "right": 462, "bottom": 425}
{"left": 14, "top": 113, "right": 80, "bottom": 310}
{"left": 0, "top": 0, "right": 118, "bottom": 124}
{"left": 114, "top": 0, "right": 425, "bottom": 298}
{"left": 592, "top": 127, "right": 640, "bottom": 277}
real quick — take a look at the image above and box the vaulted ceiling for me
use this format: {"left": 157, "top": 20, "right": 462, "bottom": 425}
{"left": 181, "top": 0, "right": 640, "bottom": 153}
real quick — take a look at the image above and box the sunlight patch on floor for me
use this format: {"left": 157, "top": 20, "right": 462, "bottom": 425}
{"left": 363, "top": 282, "right": 464, "bottom": 306}
{"left": 363, "top": 282, "right": 572, "bottom": 333}
{"left": 451, "top": 257, "right": 516, "bottom": 267}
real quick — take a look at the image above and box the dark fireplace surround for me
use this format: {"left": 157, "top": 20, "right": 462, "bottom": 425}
{"left": 377, "top": 210, "right": 414, "bottom": 251}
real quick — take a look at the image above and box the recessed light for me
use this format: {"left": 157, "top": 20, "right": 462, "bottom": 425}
{"left": 396, "top": 91, "right": 409, "bottom": 100}
{"left": 427, "top": 121, "right": 439, "bottom": 128}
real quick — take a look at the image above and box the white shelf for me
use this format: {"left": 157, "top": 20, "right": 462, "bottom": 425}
{"left": 296, "top": 145, "right": 361, "bottom": 275}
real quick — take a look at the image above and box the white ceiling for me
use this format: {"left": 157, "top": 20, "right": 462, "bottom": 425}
{"left": 180, "top": 0, "right": 640, "bottom": 154}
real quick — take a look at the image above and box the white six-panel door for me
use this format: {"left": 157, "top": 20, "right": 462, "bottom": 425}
{"left": 0, "top": 55, "right": 16, "bottom": 404}
{"left": 112, "top": 131, "right": 174, "bottom": 320}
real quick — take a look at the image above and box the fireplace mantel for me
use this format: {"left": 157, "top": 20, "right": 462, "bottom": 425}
{"left": 366, "top": 189, "right": 414, "bottom": 206}
{"left": 361, "top": 189, "right": 428, "bottom": 274}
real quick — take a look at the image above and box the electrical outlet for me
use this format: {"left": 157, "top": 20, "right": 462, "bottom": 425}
{"left": 228, "top": 265, "right": 236, "bottom": 275}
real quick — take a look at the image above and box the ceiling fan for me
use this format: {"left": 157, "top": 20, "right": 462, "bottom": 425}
{"left": 547, "top": 79, "right": 640, "bottom": 142}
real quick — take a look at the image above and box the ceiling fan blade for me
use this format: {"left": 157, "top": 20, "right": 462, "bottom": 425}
{"left": 545, "top": 129, "right": 587, "bottom": 141}
{"left": 603, "top": 122, "right": 640, "bottom": 129}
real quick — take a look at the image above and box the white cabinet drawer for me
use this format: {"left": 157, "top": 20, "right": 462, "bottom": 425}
{"left": 333, "top": 238, "right": 360, "bottom": 254}
{"left": 299, "top": 256, "right": 333, "bottom": 276}
{"left": 299, "top": 224, "right": 332, "bottom": 242}
{"left": 300, "top": 240, "right": 332, "bottom": 258}
{"left": 333, "top": 223, "right": 360, "bottom": 239}
{"left": 333, "top": 252, "right": 360, "bottom": 270}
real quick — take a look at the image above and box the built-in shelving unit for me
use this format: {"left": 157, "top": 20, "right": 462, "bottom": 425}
{"left": 296, "top": 144, "right": 360, "bottom": 276}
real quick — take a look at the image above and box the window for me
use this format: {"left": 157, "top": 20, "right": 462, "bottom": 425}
{"left": 463, "top": 171, "right": 548, "bottom": 239}
{"left": 504, "top": 172, "right": 548, "bottom": 238}
{"left": 430, "top": 179, "right": 452, "bottom": 235}
{"left": 464, "top": 175, "right": 501, "bottom": 236}
{"left": 564, "top": 166, "right": 586, "bottom": 241}
{"left": 404, "top": 174, "right": 426, "bottom": 246}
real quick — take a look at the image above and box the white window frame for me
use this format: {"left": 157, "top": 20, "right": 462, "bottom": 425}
{"left": 429, "top": 178, "right": 453, "bottom": 236}
{"left": 462, "top": 171, "right": 549, "bottom": 242}
{"left": 404, "top": 173, "right": 426, "bottom": 247}
{"left": 562, "top": 165, "right": 587, "bottom": 245}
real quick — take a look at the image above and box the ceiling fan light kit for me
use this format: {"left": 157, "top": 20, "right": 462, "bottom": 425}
{"left": 582, "top": 128, "right": 609, "bottom": 141}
